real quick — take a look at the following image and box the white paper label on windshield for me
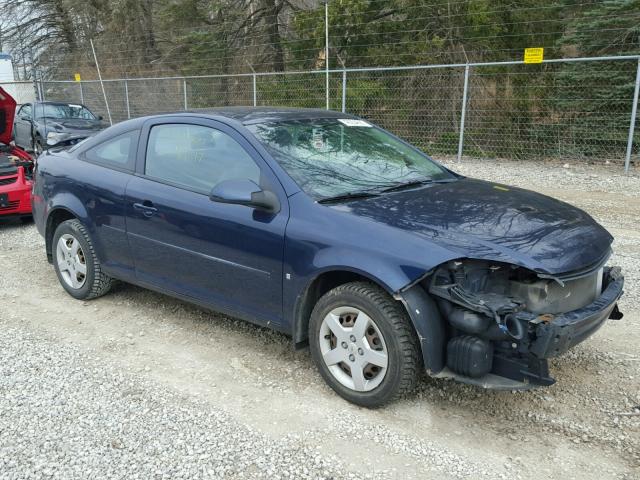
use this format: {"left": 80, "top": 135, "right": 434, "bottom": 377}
{"left": 312, "top": 128, "right": 326, "bottom": 151}
{"left": 68, "top": 104, "right": 82, "bottom": 108}
{"left": 338, "top": 119, "right": 372, "bottom": 127}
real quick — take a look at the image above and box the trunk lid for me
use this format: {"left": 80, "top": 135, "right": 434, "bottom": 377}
{"left": 0, "top": 87, "right": 16, "bottom": 146}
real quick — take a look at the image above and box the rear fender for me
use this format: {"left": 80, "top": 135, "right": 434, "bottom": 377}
{"left": 44, "top": 194, "right": 91, "bottom": 257}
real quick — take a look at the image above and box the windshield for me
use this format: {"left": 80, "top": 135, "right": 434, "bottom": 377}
{"left": 35, "top": 103, "right": 96, "bottom": 120}
{"left": 247, "top": 118, "right": 454, "bottom": 200}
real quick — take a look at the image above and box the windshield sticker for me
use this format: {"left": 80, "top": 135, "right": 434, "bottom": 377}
{"left": 68, "top": 104, "right": 82, "bottom": 109}
{"left": 338, "top": 119, "right": 372, "bottom": 127}
{"left": 312, "top": 128, "right": 326, "bottom": 151}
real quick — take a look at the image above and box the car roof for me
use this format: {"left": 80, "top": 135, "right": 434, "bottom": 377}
{"left": 184, "top": 107, "right": 360, "bottom": 125}
{"left": 34, "top": 101, "right": 87, "bottom": 106}
{"left": 73, "top": 107, "right": 363, "bottom": 152}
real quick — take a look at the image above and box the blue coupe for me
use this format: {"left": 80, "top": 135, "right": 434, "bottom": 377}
{"left": 32, "top": 108, "right": 624, "bottom": 406}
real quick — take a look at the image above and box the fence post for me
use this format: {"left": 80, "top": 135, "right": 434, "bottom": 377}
{"left": 341, "top": 70, "right": 347, "bottom": 113}
{"left": 79, "top": 81, "right": 84, "bottom": 104}
{"left": 253, "top": 74, "right": 257, "bottom": 106}
{"left": 90, "top": 39, "right": 112, "bottom": 125}
{"left": 124, "top": 79, "right": 131, "bottom": 119}
{"left": 325, "top": 0, "right": 329, "bottom": 110}
{"left": 457, "top": 65, "right": 470, "bottom": 162}
{"left": 625, "top": 58, "right": 640, "bottom": 173}
{"left": 183, "top": 78, "right": 188, "bottom": 110}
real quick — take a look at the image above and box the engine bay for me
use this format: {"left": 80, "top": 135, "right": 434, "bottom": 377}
{"left": 0, "top": 144, "right": 34, "bottom": 179}
{"left": 425, "top": 258, "right": 621, "bottom": 385}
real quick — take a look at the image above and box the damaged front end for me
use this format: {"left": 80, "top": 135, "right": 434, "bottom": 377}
{"left": 414, "top": 258, "right": 624, "bottom": 389}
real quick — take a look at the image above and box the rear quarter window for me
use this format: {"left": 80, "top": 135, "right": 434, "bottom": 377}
{"left": 83, "top": 130, "right": 138, "bottom": 170}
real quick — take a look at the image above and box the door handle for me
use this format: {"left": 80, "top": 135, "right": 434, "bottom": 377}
{"left": 133, "top": 201, "right": 158, "bottom": 217}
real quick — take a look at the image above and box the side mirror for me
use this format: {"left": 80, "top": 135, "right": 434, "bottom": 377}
{"left": 209, "top": 179, "right": 280, "bottom": 213}
{"left": 97, "top": 115, "right": 103, "bottom": 120}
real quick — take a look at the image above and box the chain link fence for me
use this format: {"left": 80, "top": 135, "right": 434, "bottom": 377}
{"left": 3, "top": 56, "right": 639, "bottom": 171}
{"left": 0, "top": 81, "right": 37, "bottom": 105}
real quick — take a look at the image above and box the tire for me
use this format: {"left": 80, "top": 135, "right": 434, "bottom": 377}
{"left": 309, "top": 281, "right": 421, "bottom": 407}
{"left": 52, "top": 219, "right": 114, "bottom": 300}
{"left": 33, "top": 137, "right": 43, "bottom": 156}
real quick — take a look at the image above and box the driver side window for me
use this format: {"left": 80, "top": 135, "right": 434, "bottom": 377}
{"left": 145, "top": 124, "right": 261, "bottom": 194}
{"left": 19, "top": 104, "right": 32, "bottom": 120}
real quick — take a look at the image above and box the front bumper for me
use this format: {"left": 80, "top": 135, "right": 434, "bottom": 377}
{"left": 426, "top": 266, "right": 624, "bottom": 389}
{"left": 525, "top": 266, "right": 624, "bottom": 358}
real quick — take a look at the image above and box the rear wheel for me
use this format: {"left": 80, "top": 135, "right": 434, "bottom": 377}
{"left": 52, "top": 219, "right": 114, "bottom": 300}
{"left": 309, "top": 281, "right": 421, "bottom": 407}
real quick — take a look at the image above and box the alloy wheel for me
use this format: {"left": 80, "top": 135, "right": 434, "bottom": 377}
{"left": 319, "top": 306, "right": 388, "bottom": 392}
{"left": 56, "top": 234, "right": 87, "bottom": 289}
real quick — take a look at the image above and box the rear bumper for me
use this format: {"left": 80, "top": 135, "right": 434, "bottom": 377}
{"left": 523, "top": 266, "right": 624, "bottom": 359}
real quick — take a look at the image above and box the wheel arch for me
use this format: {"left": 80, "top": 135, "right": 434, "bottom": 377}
{"left": 396, "top": 281, "right": 447, "bottom": 375}
{"left": 293, "top": 268, "right": 447, "bottom": 376}
{"left": 292, "top": 268, "right": 392, "bottom": 347}
{"left": 45, "top": 206, "right": 83, "bottom": 262}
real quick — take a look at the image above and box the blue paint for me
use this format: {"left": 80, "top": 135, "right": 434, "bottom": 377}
{"left": 32, "top": 108, "right": 615, "bottom": 341}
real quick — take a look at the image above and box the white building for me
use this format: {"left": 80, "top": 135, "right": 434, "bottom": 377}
{"left": 0, "top": 53, "right": 15, "bottom": 82}
{"left": 0, "top": 53, "right": 36, "bottom": 104}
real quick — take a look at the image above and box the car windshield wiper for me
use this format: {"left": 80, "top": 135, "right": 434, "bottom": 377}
{"left": 378, "top": 177, "right": 459, "bottom": 193}
{"left": 317, "top": 191, "right": 380, "bottom": 204}
{"left": 377, "top": 179, "right": 433, "bottom": 193}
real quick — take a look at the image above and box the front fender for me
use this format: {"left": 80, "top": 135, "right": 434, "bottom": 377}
{"left": 286, "top": 257, "right": 416, "bottom": 344}
{"left": 397, "top": 282, "right": 446, "bottom": 374}
{"left": 284, "top": 193, "right": 460, "bottom": 348}
{"left": 312, "top": 247, "right": 431, "bottom": 293}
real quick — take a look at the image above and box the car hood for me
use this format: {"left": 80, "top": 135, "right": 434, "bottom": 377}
{"left": 39, "top": 117, "right": 103, "bottom": 132}
{"left": 336, "top": 178, "right": 612, "bottom": 276}
{"left": 0, "top": 87, "right": 16, "bottom": 146}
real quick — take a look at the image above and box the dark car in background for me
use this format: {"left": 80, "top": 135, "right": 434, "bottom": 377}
{"left": 13, "top": 101, "right": 105, "bottom": 154}
{"left": 31, "top": 107, "right": 624, "bottom": 407}
{"left": 0, "top": 87, "right": 34, "bottom": 221}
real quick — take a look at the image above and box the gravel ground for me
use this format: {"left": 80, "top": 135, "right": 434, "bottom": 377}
{"left": 0, "top": 158, "right": 638, "bottom": 479}
{"left": 0, "top": 326, "right": 347, "bottom": 480}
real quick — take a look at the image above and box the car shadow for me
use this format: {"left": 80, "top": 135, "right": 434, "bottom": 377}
{"left": 0, "top": 217, "right": 33, "bottom": 228}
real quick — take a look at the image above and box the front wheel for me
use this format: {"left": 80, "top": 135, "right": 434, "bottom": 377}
{"left": 33, "top": 137, "right": 43, "bottom": 156}
{"left": 52, "top": 219, "right": 114, "bottom": 300}
{"left": 309, "top": 281, "right": 421, "bottom": 407}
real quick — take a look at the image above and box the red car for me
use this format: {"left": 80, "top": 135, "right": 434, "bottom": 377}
{"left": 0, "top": 87, "right": 34, "bottom": 221}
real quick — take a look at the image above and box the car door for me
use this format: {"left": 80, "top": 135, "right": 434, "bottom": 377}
{"left": 14, "top": 104, "right": 32, "bottom": 148}
{"left": 125, "top": 117, "right": 289, "bottom": 327}
{"left": 77, "top": 129, "right": 139, "bottom": 278}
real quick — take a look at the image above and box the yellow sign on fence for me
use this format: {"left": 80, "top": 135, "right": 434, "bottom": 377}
{"left": 524, "top": 48, "right": 544, "bottom": 64}
{"left": 74, "top": 73, "right": 82, "bottom": 82}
